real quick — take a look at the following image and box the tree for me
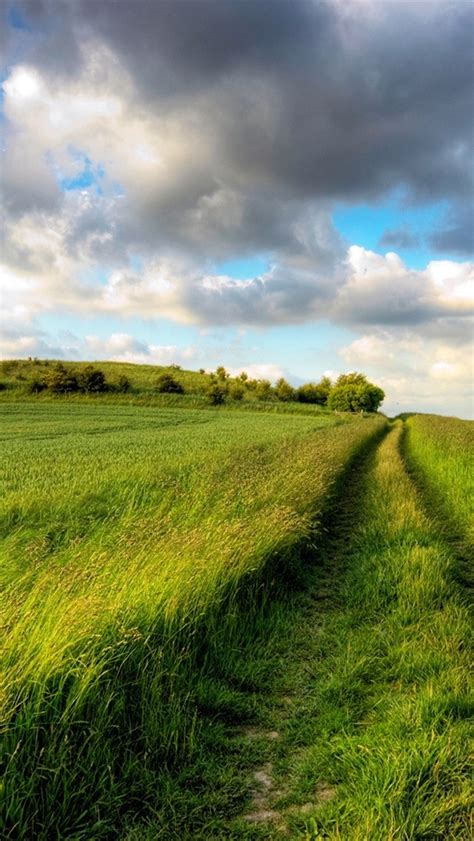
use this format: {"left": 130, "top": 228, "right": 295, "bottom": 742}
{"left": 228, "top": 382, "right": 245, "bottom": 401}
{"left": 29, "top": 377, "right": 47, "bottom": 394}
{"left": 155, "top": 373, "right": 184, "bottom": 394}
{"left": 116, "top": 374, "right": 131, "bottom": 393}
{"left": 44, "top": 363, "right": 79, "bottom": 394}
{"left": 207, "top": 383, "right": 226, "bottom": 405}
{"left": 275, "top": 377, "right": 295, "bottom": 402}
{"left": 255, "top": 379, "right": 273, "bottom": 401}
{"left": 296, "top": 377, "right": 332, "bottom": 405}
{"left": 215, "top": 366, "right": 229, "bottom": 381}
{"left": 79, "top": 365, "right": 108, "bottom": 393}
{"left": 328, "top": 373, "right": 384, "bottom": 412}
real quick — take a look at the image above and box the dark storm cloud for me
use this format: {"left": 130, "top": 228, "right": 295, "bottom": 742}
{"left": 429, "top": 203, "right": 474, "bottom": 256}
{"left": 12, "top": 0, "right": 474, "bottom": 212}
{"left": 3, "top": 0, "right": 473, "bottom": 339}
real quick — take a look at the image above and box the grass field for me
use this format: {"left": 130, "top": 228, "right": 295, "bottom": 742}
{"left": 1, "top": 394, "right": 472, "bottom": 839}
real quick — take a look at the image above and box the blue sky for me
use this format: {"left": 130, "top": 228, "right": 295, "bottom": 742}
{"left": 1, "top": 0, "right": 473, "bottom": 417}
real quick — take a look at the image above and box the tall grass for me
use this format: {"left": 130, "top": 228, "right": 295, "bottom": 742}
{"left": 0, "top": 403, "right": 385, "bottom": 838}
{"left": 404, "top": 414, "right": 473, "bottom": 548}
{"left": 290, "top": 423, "right": 473, "bottom": 839}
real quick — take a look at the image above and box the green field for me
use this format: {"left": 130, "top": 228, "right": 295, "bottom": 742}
{"left": 1, "top": 395, "right": 472, "bottom": 839}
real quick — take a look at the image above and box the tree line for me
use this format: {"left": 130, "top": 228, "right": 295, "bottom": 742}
{"left": 158, "top": 367, "right": 385, "bottom": 412}
{"left": 24, "top": 361, "right": 385, "bottom": 412}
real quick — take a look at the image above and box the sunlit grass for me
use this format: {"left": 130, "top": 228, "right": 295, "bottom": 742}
{"left": 404, "top": 414, "right": 473, "bottom": 548}
{"left": 0, "top": 402, "right": 384, "bottom": 838}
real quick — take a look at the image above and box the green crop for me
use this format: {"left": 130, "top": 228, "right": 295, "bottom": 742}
{"left": 0, "top": 402, "right": 384, "bottom": 838}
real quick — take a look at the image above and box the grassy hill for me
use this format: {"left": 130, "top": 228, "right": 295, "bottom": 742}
{"left": 0, "top": 390, "right": 471, "bottom": 839}
{"left": 0, "top": 357, "right": 331, "bottom": 414}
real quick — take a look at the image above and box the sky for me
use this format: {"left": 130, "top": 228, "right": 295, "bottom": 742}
{"left": 1, "top": 0, "right": 473, "bottom": 418}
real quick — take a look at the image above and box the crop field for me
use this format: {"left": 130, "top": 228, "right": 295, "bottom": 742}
{"left": 1, "top": 400, "right": 472, "bottom": 840}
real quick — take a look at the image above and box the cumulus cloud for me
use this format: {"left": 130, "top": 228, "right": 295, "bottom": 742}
{"left": 341, "top": 331, "right": 474, "bottom": 419}
{"left": 1, "top": 1, "right": 473, "bottom": 415}
{"left": 84, "top": 334, "right": 196, "bottom": 367}
{"left": 332, "top": 248, "right": 473, "bottom": 335}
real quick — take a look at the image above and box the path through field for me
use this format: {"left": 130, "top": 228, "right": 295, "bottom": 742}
{"left": 126, "top": 421, "right": 471, "bottom": 839}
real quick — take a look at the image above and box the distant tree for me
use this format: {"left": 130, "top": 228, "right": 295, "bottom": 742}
{"left": 79, "top": 365, "right": 108, "bottom": 393}
{"left": 169, "top": 363, "right": 181, "bottom": 370}
{"left": 198, "top": 368, "right": 206, "bottom": 375}
{"left": 335, "top": 372, "right": 367, "bottom": 387}
{"left": 29, "top": 377, "right": 47, "bottom": 394}
{"left": 155, "top": 373, "right": 184, "bottom": 394}
{"left": 116, "top": 374, "right": 131, "bottom": 393}
{"left": 328, "top": 373, "right": 384, "bottom": 412}
{"left": 215, "top": 366, "right": 229, "bottom": 381}
{"left": 255, "top": 379, "right": 273, "bottom": 401}
{"left": 228, "top": 382, "right": 245, "bottom": 401}
{"left": 44, "top": 363, "right": 79, "bottom": 394}
{"left": 296, "top": 384, "right": 322, "bottom": 405}
{"left": 318, "top": 376, "right": 332, "bottom": 402}
{"left": 275, "top": 377, "right": 295, "bottom": 402}
{"left": 238, "top": 371, "right": 248, "bottom": 382}
{"left": 207, "top": 383, "right": 226, "bottom": 405}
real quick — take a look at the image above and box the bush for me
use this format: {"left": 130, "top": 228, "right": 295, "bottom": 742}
{"left": 155, "top": 374, "right": 184, "bottom": 394}
{"left": 79, "top": 366, "right": 108, "bottom": 394}
{"left": 275, "top": 377, "right": 295, "bottom": 402}
{"left": 297, "top": 376, "right": 332, "bottom": 405}
{"left": 207, "top": 383, "right": 226, "bottom": 405}
{"left": 215, "top": 366, "right": 229, "bottom": 381}
{"left": 228, "top": 383, "right": 245, "bottom": 401}
{"left": 29, "top": 378, "right": 47, "bottom": 394}
{"left": 116, "top": 375, "right": 131, "bottom": 393}
{"left": 328, "top": 373, "right": 384, "bottom": 412}
{"left": 44, "top": 363, "right": 80, "bottom": 394}
{"left": 255, "top": 379, "right": 273, "bottom": 401}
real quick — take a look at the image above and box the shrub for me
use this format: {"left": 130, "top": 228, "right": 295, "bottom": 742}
{"left": 275, "top": 377, "right": 295, "bottom": 402}
{"left": 116, "top": 374, "right": 131, "bottom": 393}
{"left": 297, "top": 376, "right": 332, "bottom": 405}
{"left": 255, "top": 379, "right": 273, "bottom": 401}
{"left": 29, "top": 378, "right": 47, "bottom": 394}
{"left": 328, "top": 374, "right": 384, "bottom": 413}
{"left": 79, "top": 366, "right": 108, "bottom": 394}
{"left": 207, "top": 383, "right": 226, "bottom": 405}
{"left": 155, "top": 374, "right": 184, "bottom": 394}
{"left": 215, "top": 366, "right": 229, "bottom": 381}
{"left": 228, "top": 383, "right": 245, "bottom": 401}
{"left": 44, "top": 363, "right": 79, "bottom": 394}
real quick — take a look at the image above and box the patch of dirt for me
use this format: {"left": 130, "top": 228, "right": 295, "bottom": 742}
{"left": 238, "top": 725, "right": 280, "bottom": 740}
{"left": 314, "top": 782, "right": 336, "bottom": 802}
{"left": 243, "top": 763, "right": 280, "bottom": 823}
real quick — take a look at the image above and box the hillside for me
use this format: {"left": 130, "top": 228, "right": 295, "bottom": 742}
{"left": 1, "top": 398, "right": 471, "bottom": 839}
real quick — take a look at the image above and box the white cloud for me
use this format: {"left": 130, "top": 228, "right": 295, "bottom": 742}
{"left": 227, "top": 363, "right": 285, "bottom": 383}
{"left": 341, "top": 331, "right": 473, "bottom": 419}
{"left": 84, "top": 333, "right": 195, "bottom": 366}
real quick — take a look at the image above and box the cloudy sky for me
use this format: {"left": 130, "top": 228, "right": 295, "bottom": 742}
{"left": 1, "top": 0, "right": 473, "bottom": 416}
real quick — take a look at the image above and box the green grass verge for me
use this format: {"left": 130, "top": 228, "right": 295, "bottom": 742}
{"left": 1, "top": 403, "right": 384, "bottom": 838}
{"left": 122, "top": 421, "right": 472, "bottom": 839}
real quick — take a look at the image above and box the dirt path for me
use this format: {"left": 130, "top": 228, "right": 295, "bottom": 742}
{"left": 125, "top": 422, "right": 471, "bottom": 839}
{"left": 220, "top": 422, "right": 471, "bottom": 839}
